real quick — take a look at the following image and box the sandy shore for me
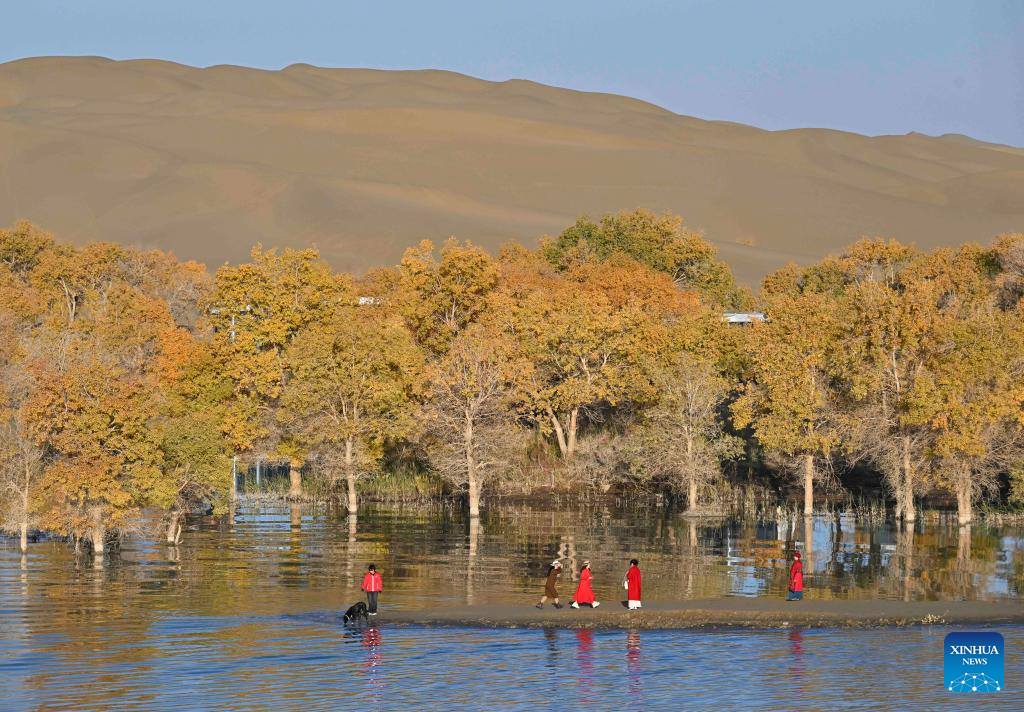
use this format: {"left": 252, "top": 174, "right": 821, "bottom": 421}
{"left": 381, "top": 598, "right": 1024, "bottom": 630}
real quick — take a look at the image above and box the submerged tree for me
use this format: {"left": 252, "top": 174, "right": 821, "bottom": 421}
{"left": 902, "top": 260, "right": 1024, "bottom": 525}
{"left": 633, "top": 355, "right": 741, "bottom": 512}
{"left": 281, "top": 305, "right": 424, "bottom": 514}
{"left": 211, "top": 246, "right": 352, "bottom": 497}
{"left": 424, "top": 326, "right": 523, "bottom": 517}
{"left": 157, "top": 337, "right": 232, "bottom": 543}
{"left": 497, "top": 255, "right": 698, "bottom": 460}
{"left": 733, "top": 290, "right": 843, "bottom": 517}
{"left": 0, "top": 412, "right": 44, "bottom": 554}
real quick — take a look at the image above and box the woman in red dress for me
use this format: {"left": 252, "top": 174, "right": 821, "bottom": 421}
{"left": 625, "top": 559, "right": 642, "bottom": 609}
{"left": 787, "top": 551, "right": 804, "bottom": 601}
{"left": 571, "top": 560, "right": 600, "bottom": 608}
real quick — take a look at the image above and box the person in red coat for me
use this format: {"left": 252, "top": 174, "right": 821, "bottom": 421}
{"left": 571, "top": 560, "right": 601, "bottom": 608}
{"left": 624, "top": 559, "right": 642, "bottom": 609}
{"left": 361, "top": 563, "right": 383, "bottom": 614}
{"left": 786, "top": 551, "right": 804, "bottom": 601}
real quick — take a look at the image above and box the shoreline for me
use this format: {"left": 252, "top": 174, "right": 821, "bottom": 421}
{"left": 378, "top": 598, "right": 1024, "bottom": 630}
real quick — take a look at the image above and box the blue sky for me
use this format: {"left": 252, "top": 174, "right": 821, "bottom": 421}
{"left": 4, "top": 1, "right": 1023, "bottom": 145}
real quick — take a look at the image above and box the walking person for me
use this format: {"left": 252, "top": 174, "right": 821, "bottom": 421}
{"left": 624, "top": 559, "right": 642, "bottom": 610}
{"left": 362, "top": 563, "right": 383, "bottom": 615}
{"left": 786, "top": 551, "right": 804, "bottom": 601}
{"left": 537, "top": 560, "right": 564, "bottom": 609}
{"left": 571, "top": 560, "right": 600, "bottom": 608}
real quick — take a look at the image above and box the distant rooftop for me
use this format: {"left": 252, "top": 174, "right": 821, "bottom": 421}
{"left": 723, "top": 312, "right": 766, "bottom": 325}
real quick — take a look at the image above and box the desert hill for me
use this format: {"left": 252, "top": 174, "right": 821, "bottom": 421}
{"left": 1, "top": 56, "right": 1022, "bottom": 284}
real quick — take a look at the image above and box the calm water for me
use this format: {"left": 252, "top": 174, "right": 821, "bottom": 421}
{"left": 1, "top": 503, "right": 1023, "bottom": 709}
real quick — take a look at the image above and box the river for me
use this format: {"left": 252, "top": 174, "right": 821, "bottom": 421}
{"left": 1, "top": 502, "right": 1022, "bottom": 709}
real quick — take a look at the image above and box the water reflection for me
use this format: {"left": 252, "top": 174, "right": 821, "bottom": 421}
{"left": 362, "top": 626, "right": 384, "bottom": 703}
{"left": 574, "top": 629, "right": 595, "bottom": 704}
{"left": 467, "top": 517, "right": 480, "bottom": 605}
{"left": 626, "top": 630, "right": 642, "bottom": 699}
{"left": 788, "top": 629, "right": 805, "bottom": 693}
{"left": 1, "top": 597, "right": 1022, "bottom": 710}
{"left": 543, "top": 628, "right": 559, "bottom": 670}
{"left": 0, "top": 503, "right": 1022, "bottom": 630}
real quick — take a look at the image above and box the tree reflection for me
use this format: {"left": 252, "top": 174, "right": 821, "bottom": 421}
{"left": 467, "top": 515, "right": 480, "bottom": 605}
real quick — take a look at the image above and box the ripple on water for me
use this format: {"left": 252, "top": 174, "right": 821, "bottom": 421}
{"left": 1, "top": 503, "right": 1023, "bottom": 709}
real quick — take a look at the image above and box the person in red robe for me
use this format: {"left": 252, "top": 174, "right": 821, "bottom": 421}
{"left": 787, "top": 551, "right": 804, "bottom": 601}
{"left": 571, "top": 560, "right": 600, "bottom": 608}
{"left": 625, "top": 559, "right": 642, "bottom": 609}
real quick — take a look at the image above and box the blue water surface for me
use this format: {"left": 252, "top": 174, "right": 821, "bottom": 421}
{"left": 2, "top": 613, "right": 1021, "bottom": 711}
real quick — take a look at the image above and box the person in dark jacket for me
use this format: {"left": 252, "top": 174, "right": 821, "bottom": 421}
{"left": 537, "top": 560, "right": 564, "bottom": 609}
{"left": 361, "top": 563, "right": 383, "bottom": 614}
{"left": 786, "top": 551, "right": 804, "bottom": 601}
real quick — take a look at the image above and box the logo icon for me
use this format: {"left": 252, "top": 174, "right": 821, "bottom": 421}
{"left": 944, "top": 632, "right": 1003, "bottom": 692}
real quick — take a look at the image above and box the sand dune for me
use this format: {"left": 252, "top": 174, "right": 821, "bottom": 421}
{"left": 1, "top": 56, "right": 1022, "bottom": 283}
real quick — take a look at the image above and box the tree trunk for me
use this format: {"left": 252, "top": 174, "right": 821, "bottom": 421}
{"left": 900, "top": 437, "right": 916, "bottom": 523}
{"left": 892, "top": 467, "right": 904, "bottom": 521}
{"left": 955, "top": 467, "right": 973, "bottom": 526}
{"left": 166, "top": 510, "right": 181, "bottom": 545}
{"left": 345, "top": 438, "right": 358, "bottom": 515}
{"left": 803, "top": 514, "right": 814, "bottom": 582}
{"left": 19, "top": 519, "right": 28, "bottom": 554}
{"left": 565, "top": 408, "right": 578, "bottom": 459}
{"left": 687, "top": 475, "right": 698, "bottom": 514}
{"left": 465, "top": 409, "right": 480, "bottom": 518}
{"left": 289, "top": 459, "right": 303, "bottom": 499}
{"left": 547, "top": 408, "right": 568, "bottom": 458}
{"left": 802, "top": 453, "right": 814, "bottom": 518}
{"left": 685, "top": 434, "right": 698, "bottom": 513}
{"left": 91, "top": 509, "right": 105, "bottom": 560}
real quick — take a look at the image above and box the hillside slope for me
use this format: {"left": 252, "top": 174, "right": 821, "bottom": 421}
{"left": 1, "top": 56, "right": 1022, "bottom": 283}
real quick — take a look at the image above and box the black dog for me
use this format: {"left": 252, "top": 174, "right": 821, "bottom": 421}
{"left": 343, "top": 601, "right": 369, "bottom": 625}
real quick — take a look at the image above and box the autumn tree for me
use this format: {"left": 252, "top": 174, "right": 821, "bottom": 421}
{"left": 155, "top": 336, "right": 232, "bottom": 543}
{"left": 26, "top": 278, "right": 183, "bottom": 555}
{"left": 839, "top": 243, "right": 973, "bottom": 524}
{"left": 280, "top": 304, "right": 424, "bottom": 514}
{"left": 733, "top": 290, "right": 844, "bottom": 517}
{"left": 899, "top": 254, "right": 1024, "bottom": 525}
{"left": 496, "top": 254, "right": 700, "bottom": 460}
{"left": 0, "top": 322, "right": 44, "bottom": 554}
{"left": 991, "top": 232, "right": 1024, "bottom": 309}
{"left": 29, "top": 360, "right": 164, "bottom": 555}
{"left": 541, "top": 208, "right": 748, "bottom": 308}
{"left": 397, "top": 239, "right": 499, "bottom": 356}
{"left": 0, "top": 223, "right": 216, "bottom": 555}
{"left": 632, "top": 354, "right": 741, "bottom": 512}
{"left": 211, "top": 246, "right": 352, "bottom": 497}
{"left": 0, "top": 223, "right": 50, "bottom": 552}
{"left": 424, "top": 326, "right": 522, "bottom": 517}
{"left": 0, "top": 412, "right": 43, "bottom": 553}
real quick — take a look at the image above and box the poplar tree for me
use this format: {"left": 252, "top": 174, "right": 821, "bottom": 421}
{"left": 280, "top": 305, "right": 424, "bottom": 514}
{"left": 424, "top": 325, "right": 521, "bottom": 517}
{"left": 211, "top": 246, "right": 351, "bottom": 497}
{"left": 733, "top": 290, "right": 843, "bottom": 517}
